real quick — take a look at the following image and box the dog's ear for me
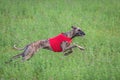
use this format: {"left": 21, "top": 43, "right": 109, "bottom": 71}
{"left": 71, "top": 26, "right": 77, "bottom": 29}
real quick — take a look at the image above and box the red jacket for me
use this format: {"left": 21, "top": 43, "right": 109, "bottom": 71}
{"left": 49, "top": 33, "right": 72, "bottom": 52}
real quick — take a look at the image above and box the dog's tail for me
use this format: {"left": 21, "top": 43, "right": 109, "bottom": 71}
{"left": 13, "top": 45, "right": 25, "bottom": 50}
{"left": 5, "top": 53, "right": 23, "bottom": 64}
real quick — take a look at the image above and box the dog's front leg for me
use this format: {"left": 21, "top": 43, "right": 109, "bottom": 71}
{"left": 61, "top": 42, "right": 73, "bottom": 52}
{"left": 61, "top": 42, "right": 75, "bottom": 56}
{"left": 73, "top": 43, "right": 85, "bottom": 50}
{"left": 61, "top": 42, "right": 85, "bottom": 52}
{"left": 64, "top": 49, "right": 73, "bottom": 56}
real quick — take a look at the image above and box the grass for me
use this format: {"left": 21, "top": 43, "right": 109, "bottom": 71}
{"left": 0, "top": 0, "right": 120, "bottom": 80}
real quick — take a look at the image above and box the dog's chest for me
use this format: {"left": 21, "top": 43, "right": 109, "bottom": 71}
{"left": 49, "top": 34, "right": 72, "bottom": 52}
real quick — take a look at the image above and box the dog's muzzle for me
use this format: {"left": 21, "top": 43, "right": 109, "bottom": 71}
{"left": 79, "top": 31, "right": 85, "bottom": 36}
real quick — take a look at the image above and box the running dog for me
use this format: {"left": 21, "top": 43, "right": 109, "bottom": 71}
{"left": 7, "top": 26, "right": 85, "bottom": 63}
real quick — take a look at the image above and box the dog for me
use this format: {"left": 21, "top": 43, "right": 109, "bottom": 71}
{"left": 6, "top": 26, "right": 85, "bottom": 63}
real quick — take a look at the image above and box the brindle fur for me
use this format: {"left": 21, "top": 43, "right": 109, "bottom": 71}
{"left": 6, "top": 26, "right": 85, "bottom": 63}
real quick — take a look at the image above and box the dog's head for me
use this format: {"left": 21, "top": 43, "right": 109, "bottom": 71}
{"left": 72, "top": 26, "right": 85, "bottom": 37}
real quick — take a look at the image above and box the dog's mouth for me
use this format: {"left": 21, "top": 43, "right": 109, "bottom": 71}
{"left": 78, "top": 32, "right": 85, "bottom": 37}
{"left": 80, "top": 35, "right": 85, "bottom": 37}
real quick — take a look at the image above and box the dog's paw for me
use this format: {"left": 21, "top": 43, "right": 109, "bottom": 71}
{"left": 64, "top": 52, "right": 71, "bottom": 56}
{"left": 79, "top": 47, "right": 85, "bottom": 50}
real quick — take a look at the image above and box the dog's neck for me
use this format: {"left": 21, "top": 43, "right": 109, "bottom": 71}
{"left": 63, "top": 30, "right": 76, "bottom": 39}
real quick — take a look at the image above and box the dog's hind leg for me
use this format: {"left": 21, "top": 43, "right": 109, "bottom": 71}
{"left": 22, "top": 52, "right": 35, "bottom": 61}
{"left": 21, "top": 47, "right": 40, "bottom": 61}
{"left": 5, "top": 53, "right": 23, "bottom": 64}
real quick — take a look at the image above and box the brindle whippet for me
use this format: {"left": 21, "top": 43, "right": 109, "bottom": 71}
{"left": 6, "top": 26, "right": 85, "bottom": 63}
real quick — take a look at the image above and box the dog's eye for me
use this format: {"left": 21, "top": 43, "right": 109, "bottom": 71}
{"left": 78, "top": 29, "right": 81, "bottom": 31}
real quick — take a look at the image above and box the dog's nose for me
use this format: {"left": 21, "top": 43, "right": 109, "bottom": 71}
{"left": 80, "top": 32, "right": 85, "bottom": 35}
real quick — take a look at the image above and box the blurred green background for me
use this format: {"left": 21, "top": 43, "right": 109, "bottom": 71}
{"left": 0, "top": 0, "right": 120, "bottom": 80}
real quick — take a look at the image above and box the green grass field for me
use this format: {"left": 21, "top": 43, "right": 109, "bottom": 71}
{"left": 0, "top": 0, "right": 120, "bottom": 80}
